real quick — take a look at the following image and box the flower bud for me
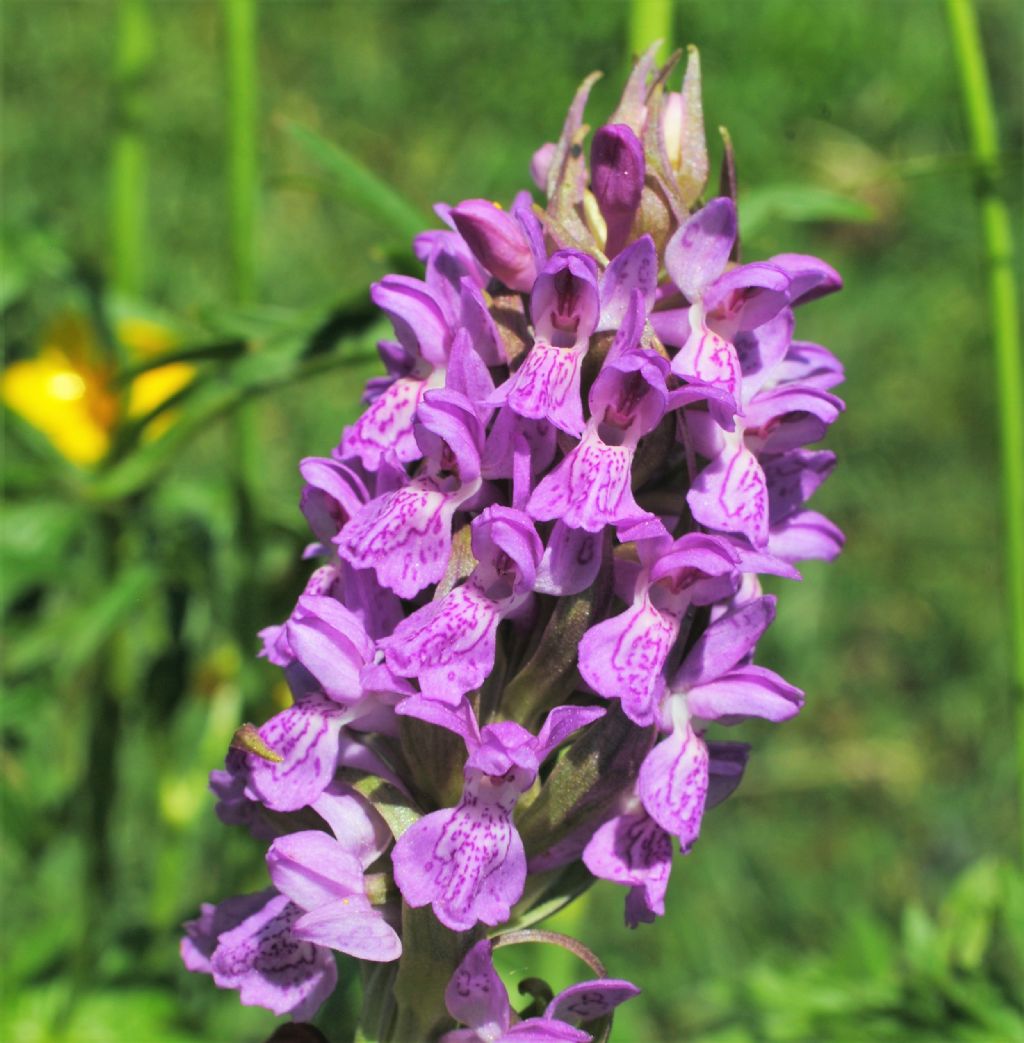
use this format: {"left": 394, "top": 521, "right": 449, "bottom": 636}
{"left": 590, "top": 124, "right": 645, "bottom": 257}
{"left": 451, "top": 199, "right": 538, "bottom": 293}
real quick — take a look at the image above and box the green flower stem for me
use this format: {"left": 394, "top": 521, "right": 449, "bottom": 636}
{"left": 946, "top": 0, "right": 1024, "bottom": 855}
{"left": 628, "top": 0, "right": 674, "bottom": 62}
{"left": 223, "top": 0, "right": 261, "bottom": 657}
{"left": 224, "top": 0, "right": 259, "bottom": 304}
{"left": 111, "top": 0, "right": 153, "bottom": 296}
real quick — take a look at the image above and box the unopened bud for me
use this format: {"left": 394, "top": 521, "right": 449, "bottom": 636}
{"left": 451, "top": 199, "right": 538, "bottom": 293}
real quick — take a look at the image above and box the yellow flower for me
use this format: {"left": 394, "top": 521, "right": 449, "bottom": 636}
{"left": 2, "top": 311, "right": 194, "bottom": 465}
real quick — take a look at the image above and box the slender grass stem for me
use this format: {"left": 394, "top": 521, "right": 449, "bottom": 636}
{"left": 224, "top": 0, "right": 259, "bottom": 304}
{"left": 111, "top": 0, "right": 153, "bottom": 296}
{"left": 222, "top": 0, "right": 262, "bottom": 683}
{"left": 946, "top": 0, "right": 1024, "bottom": 856}
{"left": 628, "top": 0, "right": 674, "bottom": 63}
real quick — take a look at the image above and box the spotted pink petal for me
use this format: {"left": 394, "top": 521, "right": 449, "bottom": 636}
{"left": 381, "top": 582, "right": 503, "bottom": 705}
{"left": 491, "top": 341, "right": 588, "bottom": 438}
{"left": 340, "top": 375, "right": 426, "bottom": 470}
{"left": 392, "top": 800, "right": 526, "bottom": 931}
{"left": 527, "top": 429, "right": 651, "bottom": 534}
{"left": 245, "top": 696, "right": 349, "bottom": 812}
{"left": 209, "top": 893, "right": 338, "bottom": 1020}
{"left": 336, "top": 481, "right": 462, "bottom": 599}
{"left": 687, "top": 439, "right": 769, "bottom": 548}
{"left": 578, "top": 594, "right": 676, "bottom": 726}
{"left": 637, "top": 724, "right": 710, "bottom": 847}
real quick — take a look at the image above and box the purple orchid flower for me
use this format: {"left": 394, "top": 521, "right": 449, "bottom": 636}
{"left": 340, "top": 275, "right": 452, "bottom": 470}
{"left": 684, "top": 382, "right": 844, "bottom": 548}
{"left": 336, "top": 390, "right": 485, "bottom": 598}
{"left": 527, "top": 290, "right": 667, "bottom": 534}
{"left": 265, "top": 785, "right": 401, "bottom": 962}
{"left": 637, "top": 595, "right": 803, "bottom": 846}
{"left": 392, "top": 700, "right": 604, "bottom": 930}
{"left": 181, "top": 888, "right": 337, "bottom": 1020}
{"left": 380, "top": 506, "right": 543, "bottom": 705}
{"left": 489, "top": 251, "right": 600, "bottom": 438}
{"left": 440, "top": 940, "right": 639, "bottom": 1043}
{"left": 653, "top": 197, "right": 790, "bottom": 414}
{"left": 578, "top": 531, "right": 740, "bottom": 726}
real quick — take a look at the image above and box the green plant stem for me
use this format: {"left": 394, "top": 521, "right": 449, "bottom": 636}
{"left": 111, "top": 0, "right": 153, "bottom": 296}
{"left": 628, "top": 0, "right": 674, "bottom": 62}
{"left": 224, "top": 0, "right": 258, "bottom": 303}
{"left": 946, "top": 0, "right": 1024, "bottom": 858}
{"left": 223, "top": 0, "right": 261, "bottom": 660}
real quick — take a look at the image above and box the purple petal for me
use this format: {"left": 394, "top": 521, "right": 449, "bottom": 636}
{"left": 181, "top": 890, "right": 274, "bottom": 974}
{"left": 664, "top": 197, "right": 737, "bottom": 301}
{"left": 292, "top": 898, "right": 401, "bottom": 962}
{"left": 774, "top": 340, "right": 845, "bottom": 390}
{"left": 461, "top": 278, "right": 507, "bottom": 365}
{"left": 340, "top": 375, "right": 426, "bottom": 470}
{"left": 371, "top": 275, "right": 450, "bottom": 367}
{"left": 444, "top": 940, "right": 511, "bottom": 1038}
{"left": 504, "top": 1020, "right": 590, "bottom": 1041}
{"left": 395, "top": 694, "right": 481, "bottom": 746}
{"left": 768, "top": 509, "right": 845, "bottom": 562}
{"left": 286, "top": 596, "right": 371, "bottom": 704}
{"left": 527, "top": 431, "right": 651, "bottom": 535}
{"left": 246, "top": 696, "right": 349, "bottom": 812}
{"left": 336, "top": 482, "right": 461, "bottom": 599}
{"left": 686, "top": 664, "right": 804, "bottom": 723}
{"left": 492, "top": 341, "right": 588, "bottom": 438}
{"left": 535, "top": 705, "right": 606, "bottom": 761}
{"left": 703, "top": 263, "right": 791, "bottom": 335}
{"left": 706, "top": 740, "right": 751, "bottom": 808}
{"left": 535, "top": 521, "right": 605, "bottom": 596}
{"left": 381, "top": 583, "right": 503, "bottom": 705}
{"left": 210, "top": 893, "right": 337, "bottom": 1020}
{"left": 530, "top": 251, "right": 601, "bottom": 349}
{"left": 744, "top": 387, "right": 844, "bottom": 453}
{"left": 446, "top": 328, "right": 496, "bottom": 415}
{"left": 312, "top": 784, "right": 391, "bottom": 865}
{"left": 578, "top": 596, "right": 675, "bottom": 726}
{"left": 670, "top": 310, "right": 742, "bottom": 406}
{"left": 637, "top": 725, "right": 709, "bottom": 846}
{"left": 392, "top": 802, "right": 527, "bottom": 931}
{"left": 674, "top": 595, "right": 776, "bottom": 689}
{"left": 598, "top": 235, "right": 657, "bottom": 332}
{"left": 763, "top": 449, "right": 837, "bottom": 523}
{"left": 266, "top": 830, "right": 365, "bottom": 910}
{"left": 735, "top": 309, "right": 795, "bottom": 402}
{"left": 687, "top": 440, "right": 770, "bottom": 548}
{"left": 546, "top": 980, "right": 642, "bottom": 1024}
{"left": 582, "top": 811, "right": 672, "bottom": 926}
{"left": 769, "top": 252, "right": 842, "bottom": 305}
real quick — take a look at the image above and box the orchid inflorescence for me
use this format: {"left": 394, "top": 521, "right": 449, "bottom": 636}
{"left": 183, "top": 46, "right": 844, "bottom": 1042}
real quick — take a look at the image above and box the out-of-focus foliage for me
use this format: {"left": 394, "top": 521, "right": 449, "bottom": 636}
{"left": 1, "top": 1, "right": 1021, "bottom": 1041}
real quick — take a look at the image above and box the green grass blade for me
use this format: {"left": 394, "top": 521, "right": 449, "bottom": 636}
{"left": 285, "top": 120, "right": 431, "bottom": 243}
{"left": 947, "top": 0, "right": 1024, "bottom": 857}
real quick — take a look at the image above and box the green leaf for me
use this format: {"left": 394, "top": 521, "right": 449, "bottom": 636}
{"left": 739, "top": 183, "right": 876, "bottom": 239}
{"left": 285, "top": 120, "right": 430, "bottom": 243}
{"left": 1, "top": 500, "right": 84, "bottom": 610}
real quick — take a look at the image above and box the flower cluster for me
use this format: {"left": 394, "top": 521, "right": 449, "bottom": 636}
{"left": 184, "top": 47, "right": 844, "bottom": 1040}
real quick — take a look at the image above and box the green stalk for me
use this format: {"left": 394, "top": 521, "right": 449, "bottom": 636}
{"left": 628, "top": 0, "right": 674, "bottom": 62}
{"left": 224, "top": 0, "right": 258, "bottom": 303}
{"left": 222, "top": 0, "right": 262, "bottom": 711}
{"left": 946, "top": 0, "right": 1024, "bottom": 856}
{"left": 111, "top": 0, "right": 153, "bottom": 296}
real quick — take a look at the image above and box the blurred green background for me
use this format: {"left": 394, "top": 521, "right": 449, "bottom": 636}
{"left": 2, "top": 1, "right": 1022, "bottom": 1041}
